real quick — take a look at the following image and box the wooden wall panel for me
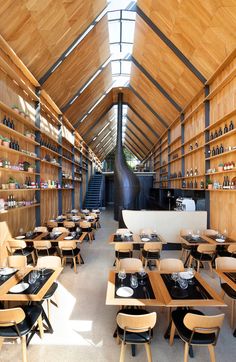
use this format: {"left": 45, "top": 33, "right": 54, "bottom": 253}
{"left": 62, "top": 190, "right": 72, "bottom": 214}
{"left": 127, "top": 109, "right": 157, "bottom": 145}
{"left": 43, "top": 16, "right": 110, "bottom": 108}
{"left": 0, "top": 0, "right": 106, "bottom": 79}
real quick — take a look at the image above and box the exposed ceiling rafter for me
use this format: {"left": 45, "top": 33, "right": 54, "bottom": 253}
{"left": 126, "top": 104, "right": 159, "bottom": 138}
{"left": 126, "top": 125, "right": 149, "bottom": 152}
{"left": 126, "top": 115, "right": 153, "bottom": 146}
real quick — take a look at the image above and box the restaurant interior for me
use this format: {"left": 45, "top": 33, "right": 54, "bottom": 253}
{"left": 0, "top": 1, "right": 236, "bottom": 361}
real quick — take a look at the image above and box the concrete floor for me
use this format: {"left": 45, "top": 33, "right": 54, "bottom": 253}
{"left": 1, "top": 208, "right": 236, "bottom": 362}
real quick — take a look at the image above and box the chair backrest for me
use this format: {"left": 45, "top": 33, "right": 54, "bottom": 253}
{"left": 228, "top": 244, "right": 236, "bottom": 255}
{"left": 140, "top": 228, "right": 154, "bottom": 235}
{"left": 119, "top": 258, "right": 143, "bottom": 272}
{"left": 89, "top": 213, "right": 97, "bottom": 219}
{"left": 184, "top": 313, "right": 224, "bottom": 338}
{"left": 63, "top": 221, "right": 75, "bottom": 228}
{"left": 0, "top": 308, "right": 26, "bottom": 327}
{"left": 114, "top": 242, "right": 133, "bottom": 252}
{"left": 203, "top": 229, "right": 218, "bottom": 236}
{"left": 8, "top": 255, "right": 27, "bottom": 268}
{"left": 58, "top": 240, "right": 77, "bottom": 250}
{"left": 180, "top": 229, "right": 193, "bottom": 236}
{"left": 117, "top": 312, "right": 156, "bottom": 333}
{"left": 215, "top": 256, "right": 236, "bottom": 270}
{"left": 52, "top": 227, "right": 68, "bottom": 233}
{"left": 47, "top": 221, "right": 58, "bottom": 229}
{"left": 8, "top": 239, "right": 27, "bottom": 249}
{"left": 116, "top": 228, "right": 130, "bottom": 235}
{"left": 37, "top": 256, "right": 61, "bottom": 268}
{"left": 79, "top": 221, "right": 91, "bottom": 229}
{"left": 197, "top": 244, "right": 216, "bottom": 253}
{"left": 33, "top": 240, "right": 52, "bottom": 250}
{"left": 159, "top": 258, "right": 184, "bottom": 272}
{"left": 34, "top": 226, "right": 48, "bottom": 232}
{"left": 143, "top": 242, "right": 162, "bottom": 252}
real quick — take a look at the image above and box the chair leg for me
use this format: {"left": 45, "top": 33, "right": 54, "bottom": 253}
{"left": 47, "top": 299, "right": 51, "bottom": 322}
{"left": 144, "top": 259, "right": 148, "bottom": 269}
{"left": 208, "top": 344, "right": 216, "bottom": 362}
{"left": 184, "top": 342, "right": 189, "bottom": 362}
{"left": 21, "top": 335, "right": 27, "bottom": 362}
{"left": 31, "top": 252, "right": 36, "bottom": 266}
{"left": 0, "top": 337, "right": 4, "bottom": 350}
{"left": 188, "top": 255, "right": 193, "bottom": 268}
{"left": 169, "top": 321, "right": 175, "bottom": 345}
{"left": 37, "top": 314, "right": 44, "bottom": 339}
{"left": 231, "top": 299, "right": 235, "bottom": 329}
{"left": 145, "top": 343, "right": 152, "bottom": 362}
{"left": 197, "top": 260, "right": 200, "bottom": 273}
{"left": 119, "top": 341, "right": 126, "bottom": 362}
{"left": 77, "top": 254, "right": 82, "bottom": 265}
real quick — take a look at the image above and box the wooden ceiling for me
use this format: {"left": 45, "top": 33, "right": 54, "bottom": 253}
{"left": 0, "top": 0, "right": 236, "bottom": 160}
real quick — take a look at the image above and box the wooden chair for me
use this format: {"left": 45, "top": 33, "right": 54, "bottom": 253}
{"left": 47, "top": 221, "right": 58, "bottom": 230}
{"left": 36, "top": 256, "right": 62, "bottom": 322}
{"left": 119, "top": 258, "right": 143, "bottom": 272}
{"left": 203, "top": 229, "right": 218, "bottom": 236}
{"left": 79, "top": 221, "right": 94, "bottom": 243}
{"left": 141, "top": 242, "right": 162, "bottom": 269}
{"left": 217, "top": 244, "right": 236, "bottom": 257}
{"left": 8, "top": 240, "right": 35, "bottom": 266}
{"left": 114, "top": 242, "right": 133, "bottom": 269}
{"left": 159, "top": 258, "right": 184, "bottom": 272}
{"left": 7, "top": 255, "right": 27, "bottom": 268}
{"left": 0, "top": 306, "right": 44, "bottom": 362}
{"left": 169, "top": 309, "right": 224, "bottom": 362}
{"left": 33, "top": 240, "right": 57, "bottom": 258}
{"left": 188, "top": 244, "right": 216, "bottom": 273}
{"left": 63, "top": 221, "right": 76, "bottom": 231}
{"left": 215, "top": 256, "right": 236, "bottom": 328}
{"left": 52, "top": 227, "right": 68, "bottom": 233}
{"left": 116, "top": 309, "right": 157, "bottom": 362}
{"left": 179, "top": 229, "right": 194, "bottom": 263}
{"left": 34, "top": 226, "right": 47, "bottom": 232}
{"left": 58, "top": 240, "right": 81, "bottom": 273}
{"left": 116, "top": 228, "right": 130, "bottom": 235}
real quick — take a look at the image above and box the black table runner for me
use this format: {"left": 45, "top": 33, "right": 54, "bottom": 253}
{"left": 0, "top": 270, "right": 18, "bottom": 286}
{"left": 115, "top": 273, "right": 155, "bottom": 299}
{"left": 182, "top": 236, "right": 208, "bottom": 244}
{"left": 8, "top": 269, "right": 54, "bottom": 295}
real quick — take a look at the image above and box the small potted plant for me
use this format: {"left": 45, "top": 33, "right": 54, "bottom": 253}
{"left": 12, "top": 105, "right": 20, "bottom": 113}
{"left": 206, "top": 178, "right": 213, "bottom": 190}
{"left": 218, "top": 163, "right": 224, "bottom": 172}
{"left": 8, "top": 176, "right": 16, "bottom": 189}
{"left": 0, "top": 135, "right": 4, "bottom": 146}
{"left": 2, "top": 137, "right": 10, "bottom": 147}
{"left": 28, "top": 164, "right": 36, "bottom": 173}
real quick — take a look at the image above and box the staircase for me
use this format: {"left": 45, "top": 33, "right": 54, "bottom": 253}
{"left": 84, "top": 174, "right": 104, "bottom": 209}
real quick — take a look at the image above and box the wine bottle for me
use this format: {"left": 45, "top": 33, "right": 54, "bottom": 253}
{"left": 229, "top": 120, "right": 234, "bottom": 131}
{"left": 219, "top": 144, "right": 224, "bottom": 154}
{"left": 216, "top": 145, "right": 219, "bottom": 155}
{"left": 189, "top": 144, "right": 193, "bottom": 151}
{"left": 218, "top": 127, "right": 222, "bottom": 136}
{"left": 7, "top": 117, "right": 11, "bottom": 128}
{"left": 186, "top": 169, "right": 189, "bottom": 177}
{"left": 190, "top": 168, "right": 193, "bottom": 176}
{"left": 195, "top": 140, "right": 198, "bottom": 148}
{"left": 194, "top": 179, "right": 198, "bottom": 188}
{"left": 214, "top": 129, "right": 218, "bottom": 138}
{"left": 212, "top": 147, "right": 216, "bottom": 156}
{"left": 224, "top": 124, "right": 228, "bottom": 133}
{"left": 194, "top": 167, "right": 198, "bottom": 176}
{"left": 210, "top": 132, "right": 214, "bottom": 140}
{"left": 200, "top": 179, "right": 204, "bottom": 189}
{"left": 11, "top": 120, "right": 14, "bottom": 130}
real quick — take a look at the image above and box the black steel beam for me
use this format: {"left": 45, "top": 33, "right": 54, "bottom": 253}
{"left": 130, "top": 55, "right": 182, "bottom": 112}
{"left": 129, "top": 85, "right": 168, "bottom": 128}
{"left": 125, "top": 133, "right": 146, "bottom": 157}
{"left": 82, "top": 103, "right": 115, "bottom": 139}
{"left": 126, "top": 103, "right": 159, "bottom": 138}
{"left": 136, "top": 6, "right": 207, "bottom": 84}
{"left": 126, "top": 125, "right": 149, "bottom": 152}
{"left": 126, "top": 115, "right": 153, "bottom": 146}
{"left": 39, "top": 6, "right": 107, "bottom": 85}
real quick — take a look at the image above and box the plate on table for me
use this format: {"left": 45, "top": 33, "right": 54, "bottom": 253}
{"left": 191, "top": 234, "right": 200, "bottom": 240}
{"left": 141, "top": 237, "right": 150, "bottom": 242}
{"left": 179, "top": 271, "right": 194, "bottom": 280}
{"left": 116, "top": 287, "right": 134, "bottom": 297}
{"left": 9, "top": 282, "right": 29, "bottom": 293}
{"left": 54, "top": 231, "right": 62, "bottom": 236}
{"left": 15, "top": 235, "right": 25, "bottom": 239}
{"left": 216, "top": 238, "right": 225, "bottom": 243}
{"left": 0, "top": 268, "right": 17, "bottom": 276}
{"left": 64, "top": 236, "right": 73, "bottom": 240}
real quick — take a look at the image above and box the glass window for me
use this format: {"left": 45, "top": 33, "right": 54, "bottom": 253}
{"left": 111, "top": 61, "right": 121, "bottom": 75}
{"left": 121, "top": 60, "right": 131, "bottom": 74}
{"left": 108, "top": 11, "right": 120, "bottom": 20}
{"left": 108, "top": 21, "right": 120, "bottom": 43}
{"left": 121, "top": 20, "right": 135, "bottom": 43}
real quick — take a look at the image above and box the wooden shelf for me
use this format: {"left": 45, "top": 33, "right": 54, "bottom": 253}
{"left": 62, "top": 178, "right": 73, "bottom": 181}
{"left": 41, "top": 159, "right": 61, "bottom": 168}
{"left": 61, "top": 155, "right": 74, "bottom": 164}
{"left": 182, "top": 174, "right": 205, "bottom": 179}
{"left": 169, "top": 144, "right": 182, "bottom": 156}
{"left": 40, "top": 129, "right": 59, "bottom": 144}
{"left": 181, "top": 188, "right": 205, "bottom": 191}
{"left": 0, "top": 188, "right": 40, "bottom": 192}
{"left": 168, "top": 136, "right": 181, "bottom": 147}
{"left": 205, "top": 128, "right": 236, "bottom": 146}
{"left": 0, "top": 203, "right": 40, "bottom": 214}
{"left": 0, "top": 101, "right": 39, "bottom": 130}
{"left": 161, "top": 144, "right": 169, "bottom": 153}
{"left": 0, "top": 145, "right": 39, "bottom": 160}
{"left": 182, "top": 130, "right": 205, "bottom": 147}
{"left": 206, "top": 189, "right": 236, "bottom": 192}
{"left": 205, "top": 169, "right": 236, "bottom": 176}
{"left": 62, "top": 144, "right": 74, "bottom": 155}
{"left": 205, "top": 148, "right": 236, "bottom": 161}
{"left": 169, "top": 177, "right": 182, "bottom": 181}
{"left": 184, "top": 145, "right": 205, "bottom": 157}
{"left": 41, "top": 145, "right": 60, "bottom": 157}
{"left": 182, "top": 102, "right": 204, "bottom": 124}
{"left": 168, "top": 155, "right": 182, "bottom": 165}
{"left": 61, "top": 188, "right": 74, "bottom": 190}
{"left": 0, "top": 124, "right": 39, "bottom": 145}
{"left": 40, "top": 188, "right": 59, "bottom": 191}
{"left": 0, "top": 168, "right": 39, "bottom": 176}
{"left": 205, "top": 109, "right": 236, "bottom": 131}
{"left": 205, "top": 68, "right": 236, "bottom": 101}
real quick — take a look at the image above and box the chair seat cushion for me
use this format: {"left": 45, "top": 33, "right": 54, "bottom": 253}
{"left": 221, "top": 283, "right": 236, "bottom": 298}
{"left": 36, "top": 247, "right": 57, "bottom": 256}
{"left": 115, "top": 251, "right": 133, "bottom": 259}
{"left": 142, "top": 250, "right": 160, "bottom": 259}
{"left": 61, "top": 247, "right": 80, "bottom": 257}
{"left": 43, "top": 282, "right": 58, "bottom": 299}
{"left": 190, "top": 251, "right": 213, "bottom": 261}
{"left": 13, "top": 247, "right": 34, "bottom": 257}
{"left": 117, "top": 308, "right": 153, "bottom": 344}
{"left": 0, "top": 304, "right": 42, "bottom": 337}
{"left": 182, "top": 244, "right": 192, "bottom": 250}
{"left": 172, "top": 309, "right": 215, "bottom": 345}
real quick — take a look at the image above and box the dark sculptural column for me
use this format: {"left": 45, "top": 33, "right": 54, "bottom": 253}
{"left": 114, "top": 92, "right": 140, "bottom": 226}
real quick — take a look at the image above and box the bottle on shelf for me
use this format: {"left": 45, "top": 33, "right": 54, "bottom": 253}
{"left": 195, "top": 140, "right": 198, "bottom": 148}
{"left": 224, "top": 124, "right": 228, "bottom": 133}
{"left": 194, "top": 179, "right": 198, "bottom": 188}
{"left": 2, "top": 115, "right": 7, "bottom": 126}
{"left": 212, "top": 147, "right": 216, "bottom": 156}
{"left": 190, "top": 168, "right": 193, "bottom": 176}
{"left": 218, "top": 127, "right": 223, "bottom": 136}
{"left": 189, "top": 144, "right": 193, "bottom": 151}
{"left": 214, "top": 129, "right": 218, "bottom": 138}
{"left": 215, "top": 145, "right": 219, "bottom": 155}
{"left": 194, "top": 167, "right": 198, "bottom": 176}
{"left": 210, "top": 132, "right": 214, "bottom": 140}
{"left": 200, "top": 179, "right": 204, "bottom": 189}
{"left": 189, "top": 180, "right": 193, "bottom": 188}
{"left": 229, "top": 120, "right": 234, "bottom": 131}
{"left": 182, "top": 179, "right": 186, "bottom": 188}
{"left": 219, "top": 144, "right": 224, "bottom": 154}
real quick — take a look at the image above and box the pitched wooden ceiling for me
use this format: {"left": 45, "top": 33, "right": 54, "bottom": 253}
{"left": 0, "top": 0, "right": 236, "bottom": 161}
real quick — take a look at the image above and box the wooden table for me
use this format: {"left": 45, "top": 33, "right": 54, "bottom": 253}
{"left": 0, "top": 266, "right": 63, "bottom": 302}
{"left": 13, "top": 231, "right": 87, "bottom": 243}
{"left": 108, "top": 233, "right": 166, "bottom": 245}
{"left": 215, "top": 269, "right": 236, "bottom": 292}
{"left": 180, "top": 234, "right": 236, "bottom": 247}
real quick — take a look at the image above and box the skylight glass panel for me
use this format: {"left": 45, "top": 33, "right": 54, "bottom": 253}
{"left": 122, "top": 10, "right": 136, "bottom": 20}
{"left": 121, "top": 20, "right": 135, "bottom": 43}
{"left": 121, "top": 61, "right": 131, "bottom": 74}
{"left": 110, "top": 43, "right": 121, "bottom": 54}
{"left": 108, "top": 21, "right": 120, "bottom": 43}
{"left": 121, "top": 43, "right": 133, "bottom": 54}
{"left": 111, "top": 61, "right": 121, "bottom": 75}
{"left": 108, "top": 11, "right": 120, "bottom": 20}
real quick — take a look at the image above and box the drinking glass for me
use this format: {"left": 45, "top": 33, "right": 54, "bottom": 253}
{"left": 139, "top": 268, "right": 147, "bottom": 285}
{"left": 186, "top": 267, "right": 195, "bottom": 285}
{"left": 118, "top": 270, "right": 126, "bottom": 286}
{"left": 171, "top": 272, "right": 179, "bottom": 289}
{"left": 19, "top": 228, "right": 24, "bottom": 236}
{"left": 130, "top": 274, "right": 138, "bottom": 289}
{"left": 28, "top": 270, "right": 39, "bottom": 284}
{"left": 178, "top": 277, "right": 188, "bottom": 289}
